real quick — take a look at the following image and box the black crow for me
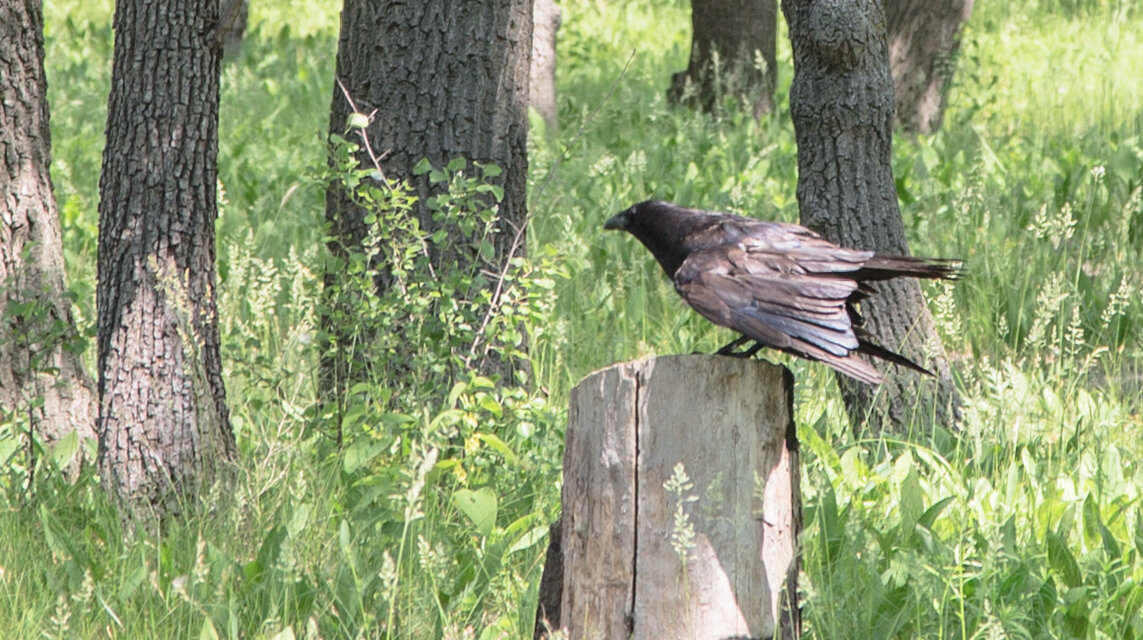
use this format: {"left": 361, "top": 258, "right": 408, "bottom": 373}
{"left": 605, "top": 200, "right": 962, "bottom": 384}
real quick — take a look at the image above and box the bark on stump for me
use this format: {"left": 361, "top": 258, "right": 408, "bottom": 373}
{"left": 537, "top": 355, "right": 800, "bottom": 640}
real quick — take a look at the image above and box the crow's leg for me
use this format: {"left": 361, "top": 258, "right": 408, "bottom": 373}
{"left": 716, "top": 336, "right": 763, "bottom": 358}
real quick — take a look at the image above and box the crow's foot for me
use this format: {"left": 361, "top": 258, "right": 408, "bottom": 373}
{"left": 716, "top": 336, "right": 763, "bottom": 358}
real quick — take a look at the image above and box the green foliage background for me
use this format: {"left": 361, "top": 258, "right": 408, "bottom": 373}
{"left": 0, "top": 0, "right": 1140, "bottom": 638}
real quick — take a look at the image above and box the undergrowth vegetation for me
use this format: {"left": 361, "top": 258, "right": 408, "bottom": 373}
{"left": 0, "top": 0, "right": 1140, "bottom": 637}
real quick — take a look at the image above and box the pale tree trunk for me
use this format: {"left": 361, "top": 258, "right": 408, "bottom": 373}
{"left": 324, "top": 0, "right": 533, "bottom": 397}
{"left": 0, "top": 0, "right": 98, "bottom": 471}
{"left": 530, "top": 0, "right": 561, "bottom": 133}
{"left": 97, "top": 0, "right": 234, "bottom": 516}
{"left": 218, "top": 0, "right": 249, "bottom": 60}
{"left": 886, "top": 0, "right": 974, "bottom": 134}
{"left": 669, "top": 0, "right": 777, "bottom": 119}
{"left": 782, "top": 0, "right": 959, "bottom": 434}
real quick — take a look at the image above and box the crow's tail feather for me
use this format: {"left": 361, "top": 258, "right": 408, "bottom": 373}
{"left": 856, "top": 340, "right": 935, "bottom": 377}
{"left": 857, "top": 255, "right": 963, "bottom": 282}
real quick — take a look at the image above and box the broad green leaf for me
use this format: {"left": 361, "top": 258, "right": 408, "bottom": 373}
{"left": 51, "top": 430, "right": 79, "bottom": 469}
{"left": 917, "top": 496, "right": 954, "bottom": 531}
{"left": 900, "top": 467, "right": 924, "bottom": 534}
{"left": 1046, "top": 530, "right": 1081, "bottom": 588}
{"left": 288, "top": 503, "right": 312, "bottom": 537}
{"left": 454, "top": 487, "right": 498, "bottom": 536}
{"left": 508, "top": 524, "right": 549, "bottom": 555}
{"left": 476, "top": 433, "right": 516, "bottom": 464}
{"left": 343, "top": 437, "right": 384, "bottom": 474}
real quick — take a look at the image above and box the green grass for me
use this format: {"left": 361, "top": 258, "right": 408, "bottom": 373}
{"left": 1, "top": 0, "right": 1141, "bottom": 637}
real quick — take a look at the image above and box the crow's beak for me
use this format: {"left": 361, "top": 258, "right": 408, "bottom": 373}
{"left": 604, "top": 210, "right": 630, "bottom": 231}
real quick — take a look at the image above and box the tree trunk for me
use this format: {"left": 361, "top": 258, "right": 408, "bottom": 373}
{"left": 96, "top": 0, "right": 234, "bottom": 515}
{"left": 669, "top": 0, "right": 778, "bottom": 119}
{"left": 885, "top": 0, "right": 974, "bottom": 134}
{"left": 782, "top": 0, "right": 959, "bottom": 434}
{"left": 542, "top": 356, "right": 800, "bottom": 639}
{"left": 324, "top": 0, "right": 533, "bottom": 395}
{"left": 0, "top": 0, "right": 98, "bottom": 472}
{"left": 530, "top": 0, "right": 561, "bottom": 133}
{"left": 218, "top": 0, "right": 248, "bottom": 60}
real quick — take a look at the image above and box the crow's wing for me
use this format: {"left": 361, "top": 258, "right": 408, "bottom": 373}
{"left": 722, "top": 217, "right": 961, "bottom": 281}
{"left": 723, "top": 219, "right": 876, "bottom": 275}
{"left": 674, "top": 244, "right": 885, "bottom": 384}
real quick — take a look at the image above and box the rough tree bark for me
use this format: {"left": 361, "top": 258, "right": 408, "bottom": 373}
{"left": 96, "top": 0, "right": 234, "bottom": 514}
{"left": 782, "top": 0, "right": 959, "bottom": 434}
{"left": 669, "top": 0, "right": 778, "bottom": 118}
{"left": 885, "top": 0, "right": 974, "bottom": 134}
{"left": 324, "top": 0, "right": 533, "bottom": 393}
{"left": 0, "top": 0, "right": 98, "bottom": 468}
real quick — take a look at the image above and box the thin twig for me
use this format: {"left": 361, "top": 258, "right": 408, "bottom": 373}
{"left": 334, "top": 79, "right": 438, "bottom": 277}
{"left": 335, "top": 77, "right": 392, "bottom": 190}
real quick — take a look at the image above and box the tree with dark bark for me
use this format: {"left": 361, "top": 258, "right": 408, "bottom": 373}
{"left": 885, "top": 0, "right": 974, "bottom": 134}
{"left": 96, "top": 0, "right": 234, "bottom": 515}
{"left": 323, "top": 0, "right": 533, "bottom": 396}
{"left": 782, "top": 0, "right": 960, "bottom": 434}
{"left": 0, "top": 0, "right": 98, "bottom": 471}
{"left": 669, "top": 0, "right": 778, "bottom": 119}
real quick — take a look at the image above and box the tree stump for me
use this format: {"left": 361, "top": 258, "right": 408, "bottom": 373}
{"left": 537, "top": 355, "right": 800, "bottom": 640}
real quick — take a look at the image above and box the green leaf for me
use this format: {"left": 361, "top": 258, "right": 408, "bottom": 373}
{"left": 507, "top": 524, "right": 549, "bottom": 555}
{"left": 1135, "top": 506, "right": 1143, "bottom": 556}
{"left": 199, "top": 618, "right": 220, "bottom": 640}
{"left": 268, "top": 627, "right": 296, "bottom": 640}
{"left": 453, "top": 487, "right": 498, "bottom": 536}
{"left": 51, "top": 430, "right": 79, "bottom": 469}
{"left": 475, "top": 432, "right": 516, "bottom": 464}
{"left": 448, "top": 381, "right": 468, "bottom": 408}
{"left": 249, "top": 525, "right": 287, "bottom": 585}
{"left": 412, "top": 157, "right": 433, "bottom": 175}
{"left": 430, "top": 409, "right": 465, "bottom": 430}
{"left": 900, "top": 466, "right": 924, "bottom": 535}
{"left": 343, "top": 437, "right": 384, "bottom": 474}
{"left": 120, "top": 561, "right": 148, "bottom": 600}
{"left": 917, "top": 496, "right": 954, "bottom": 531}
{"left": 1046, "top": 530, "right": 1082, "bottom": 588}
{"left": 288, "top": 503, "right": 312, "bottom": 537}
{"left": 379, "top": 412, "right": 415, "bottom": 428}
{"left": 346, "top": 112, "right": 369, "bottom": 130}
{"left": 818, "top": 485, "right": 842, "bottom": 565}
{"left": 478, "top": 394, "right": 503, "bottom": 418}
{"left": 1081, "top": 493, "right": 1120, "bottom": 558}
{"left": 338, "top": 519, "right": 352, "bottom": 557}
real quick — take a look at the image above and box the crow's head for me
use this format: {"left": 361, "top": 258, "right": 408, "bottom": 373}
{"left": 606, "top": 200, "right": 715, "bottom": 278}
